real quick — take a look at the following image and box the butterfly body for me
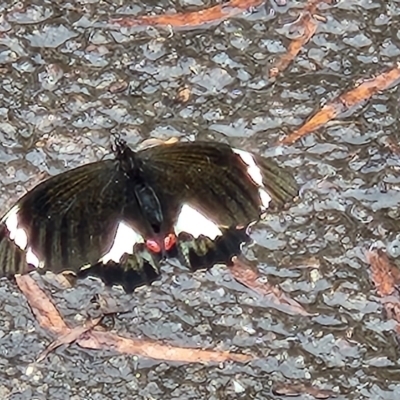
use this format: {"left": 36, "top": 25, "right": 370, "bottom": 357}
{"left": 0, "top": 140, "right": 298, "bottom": 291}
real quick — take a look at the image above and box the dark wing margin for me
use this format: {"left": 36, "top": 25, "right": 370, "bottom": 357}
{"left": 171, "top": 228, "right": 250, "bottom": 272}
{"left": 77, "top": 243, "right": 162, "bottom": 292}
{"left": 0, "top": 224, "right": 28, "bottom": 276}
{"left": 253, "top": 154, "right": 298, "bottom": 209}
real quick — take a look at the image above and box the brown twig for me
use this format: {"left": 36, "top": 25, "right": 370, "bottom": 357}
{"left": 366, "top": 249, "right": 400, "bottom": 335}
{"left": 110, "top": 0, "right": 264, "bottom": 29}
{"left": 37, "top": 317, "right": 102, "bottom": 363}
{"left": 269, "top": 0, "right": 333, "bottom": 78}
{"left": 273, "top": 382, "right": 336, "bottom": 399}
{"left": 15, "top": 275, "right": 68, "bottom": 334}
{"left": 15, "top": 275, "right": 253, "bottom": 363}
{"left": 229, "top": 258, "right": 312, "bottom": 316}
{"left": 278, "top": 66, "right": 400, "bottom": 145}
{"left": 77, "top": 331, "right": 252, "bottom": 363}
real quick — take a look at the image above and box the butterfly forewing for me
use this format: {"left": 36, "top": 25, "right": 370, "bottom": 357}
{"left": 138, "top": 143, "right": 255, "bottom": 226}
{"left": 0, "top": 160, "right": 151, "bottom": 277}
{"left": 138, "top": 142, "right": 297, "bottom": 228}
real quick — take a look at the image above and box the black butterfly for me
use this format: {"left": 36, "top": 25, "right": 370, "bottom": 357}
{"left": 0, "top": 139, "right": 297, "bottom": 291}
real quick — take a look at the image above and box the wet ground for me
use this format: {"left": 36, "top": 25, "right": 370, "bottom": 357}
{"left": 0, "top": 0, "right": 400, "bottom": 398}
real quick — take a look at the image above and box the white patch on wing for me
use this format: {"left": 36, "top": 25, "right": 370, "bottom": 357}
{"left": 258, "top": 188, "right": 272, "bottom": 210}
{"left": 3, "top": 205, "right": 42, "bottom": 268}
{"left": 4, "top": 205, "right": 28, "bottom": 250}
{"left": 100, "top": 221, "right": 144, "bottom": 264}
{"left": 26, "top": 247, "right": 40, "bottom": 268}
{"left": 174, "top": 204, "right": 222, "bottom": 240}
{"left": 233, "top": 148, "right": 271, "bottom": 211}
{"left": 233, "top": 148, "right": 265, "bottom": 186}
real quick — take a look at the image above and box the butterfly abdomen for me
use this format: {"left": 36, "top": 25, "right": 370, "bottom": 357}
{"left": 133, "top": 182, "right": 164, "bottom": 234}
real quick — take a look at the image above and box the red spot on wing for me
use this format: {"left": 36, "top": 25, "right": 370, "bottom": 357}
{"left": 146, "top": 239, "right": 161, "bottom": 253}
{"left": 146, "top": 234, "right": 177, "bottom": 253}
{"left": 164, "top": 233, "right": 177, "bottom": 251}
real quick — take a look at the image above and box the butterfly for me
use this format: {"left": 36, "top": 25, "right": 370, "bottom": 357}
{"left": 0, "top": 139, "right": 298, "bottom": 292}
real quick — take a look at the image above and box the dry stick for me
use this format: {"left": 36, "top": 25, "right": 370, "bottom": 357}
{"left": 111, "top": 0, "right": 264, "bottom": 29}
{"left": 279, "top": 66, "right": 400, "bottom": 145}
{"left": 15, "top": 275, "right": 68, "bottom": 334}
{"left": 269, "top": 0, "right": 333, "bottom": 78}
{"left": 15, "top": 275, "right": 253, "bottom": 363}
{"left": 229, "top": 258, "right": 312, "bottom": 316}
{"left": 366, "top": 249, "right": 400, "bottom": 336}
{"left": 37, "top": 317, "right": 103, "bottom": 363}
{"left": 16, "top": 275, "right": 103, "bottom": 362}
{"left": 272, "top": 382, "right": 336, "bottom": 399}
{"left": 77, "top": 331, "right": 252, "bottom": 363}
{"left": 366, "top": 250, "right": 397, "bottom": 297}
{"left": 269, "top": 13, "right": 317, "bottom": 78}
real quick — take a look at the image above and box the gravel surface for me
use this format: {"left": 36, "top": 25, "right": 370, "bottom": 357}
{"left": 0, "top": 0, "right": 400, "bottom": 399}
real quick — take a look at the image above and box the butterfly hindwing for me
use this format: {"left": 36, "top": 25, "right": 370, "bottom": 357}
{"left": 78, "top": 243, "right": 162, "bottom": 292}
{"left": 173, "top": 228, "right": 249, "bottom": 272}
